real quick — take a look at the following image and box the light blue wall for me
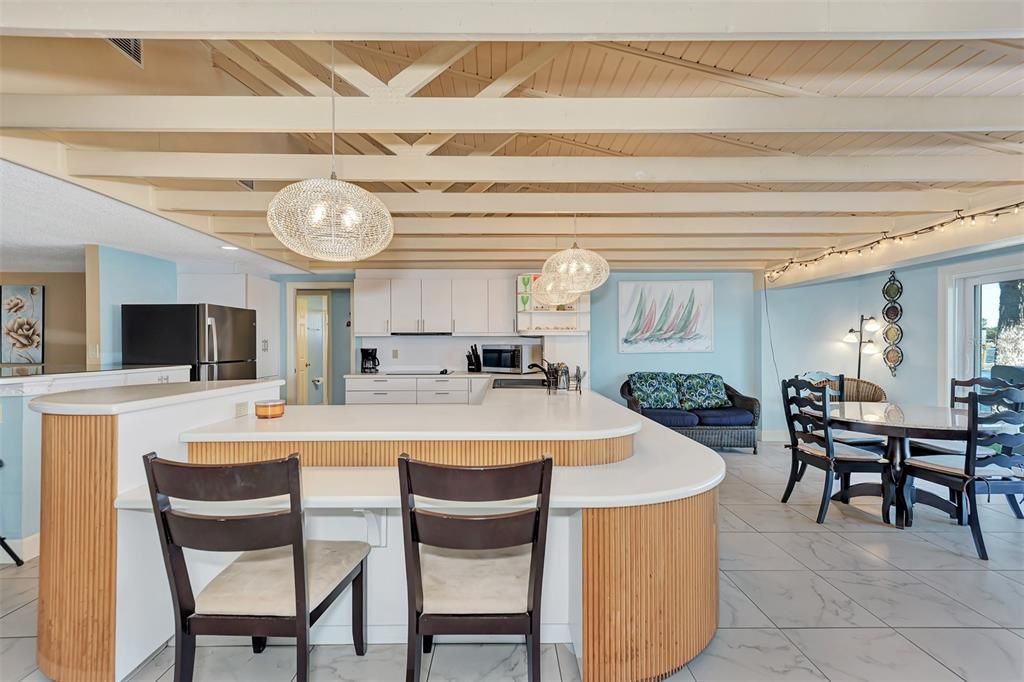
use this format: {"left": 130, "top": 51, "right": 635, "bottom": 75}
{"left": 0, "top": 396, "right": 25, "bottom": 538}
{"left": 330, "top": 289, "right": 352, "bottom": 404}
{"left": 272, "top": 274, "right": 355, "bottom": 400}
{"left": 590, "top": 272, "right": 758, "bottom": 403}
{"left": 761, "top": 245, "right": 1024, "bottom": 435}
{"left": 97, "top": 245, "right": 177, "bottom": 363}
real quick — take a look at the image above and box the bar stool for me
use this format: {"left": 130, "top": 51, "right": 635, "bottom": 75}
{"left": 398, "top": 455, "right": 553, "bottom": 682}
{"left": 143, "top": 453, "right": 369, "bottom": 682}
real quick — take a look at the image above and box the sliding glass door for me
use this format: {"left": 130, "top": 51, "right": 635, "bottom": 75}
{"left": 962, "top": 272, "right": 1024, "bottom": 380}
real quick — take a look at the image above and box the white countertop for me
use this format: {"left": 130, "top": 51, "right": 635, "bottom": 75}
{"left": 29, "top": 379, "right": 285, "bottom": 416}
{"left": 118, "top": 410, "right": 725, "bottom": 510}
{"left": 182, "top": 388, "right": 640, "bottom": 442}
{"left": 0, "top": 364, "right": 190, "bottom": 386}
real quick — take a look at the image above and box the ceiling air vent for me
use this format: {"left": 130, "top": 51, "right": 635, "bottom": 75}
{"left": 237, "top": 180, "right": 256, "bottom": 192}
{"left": 107, "top": 38, "right": 143, "bottom": 67}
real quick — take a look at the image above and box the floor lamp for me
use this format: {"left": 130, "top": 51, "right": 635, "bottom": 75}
{"left": 843, "top": 315, "right": 881, "bottom": 380}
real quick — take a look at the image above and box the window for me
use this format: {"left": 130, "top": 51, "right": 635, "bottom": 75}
{"left": 955, "top": 267, "right": 1024, "bottom": 388}
{"left": 974, "top": 278, "right": 1024, "bottom": 377}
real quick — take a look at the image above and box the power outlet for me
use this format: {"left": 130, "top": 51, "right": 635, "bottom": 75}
{"left": 235, "top": 401, "right": 249, "bottom": 418}
{"left": 392, "top": 349, "right": 399, "bottom": 359}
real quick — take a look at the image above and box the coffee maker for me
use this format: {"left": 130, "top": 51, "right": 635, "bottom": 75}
{"left": 360, "top": 348, "right": 380, "bottom": 373}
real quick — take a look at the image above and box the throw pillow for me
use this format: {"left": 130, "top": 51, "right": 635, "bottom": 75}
{"left": 675, "top": 373, "right": 732, "bottom": 410}
{"left": 628, "top": 372, "right": 681, "bottom": 409}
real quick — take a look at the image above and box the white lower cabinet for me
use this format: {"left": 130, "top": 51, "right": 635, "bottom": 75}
{"left": 344, "top": 376, "right": 483, "bottom": 404}
{"left": 346, "top": 390, "right": 417, "bottom": 405}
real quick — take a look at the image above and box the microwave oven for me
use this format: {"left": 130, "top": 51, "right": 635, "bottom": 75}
{"left": 480, "top": 344, "right": 543, "bottom": 374}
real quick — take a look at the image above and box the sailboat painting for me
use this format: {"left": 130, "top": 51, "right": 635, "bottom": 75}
{"left": 618, "top": 281, "right": 713, "bottom": 353}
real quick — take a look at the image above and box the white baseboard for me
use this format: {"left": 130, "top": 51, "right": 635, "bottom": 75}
{"left": 0, "top": 533, "right": 39, "bottom": 564}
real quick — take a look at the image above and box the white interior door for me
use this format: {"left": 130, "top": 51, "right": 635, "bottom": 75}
{"left": 390, "top": 279, "right": 422, "bottom": 333}
{"left": 296, "top": 296, "right": 309, "bottom": 403}
{"left": 421, "top": 279, "right": 453, "bottom": 333}
{"left": 452, "top": 279, "right": 489, "bottom": 335}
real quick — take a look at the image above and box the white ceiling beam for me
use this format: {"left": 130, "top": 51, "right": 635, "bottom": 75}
{"left": 354, "top": 249, "right": 796, "bottom": 263}
{"left": 3, "top": 2, "right": 1021, "bottom": 40}
{"left": 7, "top": 95, "right": 1021, "bottom": 134}
{"left": 293, "top": 42, "right": 389, "bottom": 97}
{"left": 209, "top": 215, "right": 895, "bottom": 236}
{"left": 207, "top": 41, "right": 304, "bottom": 96}
{"left": 318, "top": 261, "right": 771, "bottom": 271}
{"left": 239, "top": 42, "right": 337, "bottom": 97}
{"left": 159, "top": 190, "right": 968, "bottom": 215}
{"left": 245, "top": 234, "right": 842, "bottom": 250}
{"left": 386, "top": 43, "right": 479, "bottom": 97}
{"left": 68, "top": 151, "right": 1024, "bottom": 183}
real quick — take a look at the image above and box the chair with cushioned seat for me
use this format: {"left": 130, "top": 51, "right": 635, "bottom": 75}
{"left": 797, "top": 371, "right": 886, "bottom": 450}
{"left": 780, "top": 378, "right": 894, "bottom": 524}
{"left": 909, "top": 376, "right": 1022, "bottom": 521}
{"left": 897, "top": 387, "right": 1024, "bottom": 559}
{"left": 143, "top": 453, "right": 369, "bottom": 682}
{"left": 398, "top": 455, "right": 552, "bottom": 682}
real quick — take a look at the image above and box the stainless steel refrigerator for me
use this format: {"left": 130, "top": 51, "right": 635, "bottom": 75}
{"left": 121, "top": 304, "right": 257, "bottom": 381}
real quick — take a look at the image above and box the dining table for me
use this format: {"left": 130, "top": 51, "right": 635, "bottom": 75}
{"left": 828, "top": 401, "right": 972, "bottom": 520}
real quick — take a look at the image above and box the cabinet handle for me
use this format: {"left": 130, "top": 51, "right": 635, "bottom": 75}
{"left": 373, "top": 392, "right": 388, "bottom": 396}
{"left": 436, "top": 392, "right": 449, "bottom": 396}
{"left": 452, "top": 318, "right": 455, "bottom": 333}
{"left": 373, "top": 379, "right": 387, "bottom": 383}
{"left": 435, "top": 379, "right": 449, "bottom": 383}
{"left": 386, "top": 319, "right": 390, "bottom": 333}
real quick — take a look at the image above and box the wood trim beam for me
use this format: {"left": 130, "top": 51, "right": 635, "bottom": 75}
{"left": 6, "top": 95, "right": 1021, "bottom": 133}
{"left": 385, "top": 42, "right": 479, "bottom": 97}
{"left": 210, "top": 215, "right": 894, "bottom": 237}
{"left": 156, "top": 189, "right": 969, "bottom": 215}
{"left": 66, "top": 151, "right": 1024, "bottom": 183}
{"left": 3, "top": 2, "right": 1020, "bottom": 40}
{"left": 247, "top": 234, "right": 843, "bottom": 250}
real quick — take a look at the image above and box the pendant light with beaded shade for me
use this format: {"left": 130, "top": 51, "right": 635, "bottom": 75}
{"left": 533, "top": 272, "right": 579, "bottom": 306}
{"left": 542, "top": 213, "right": 609, "bottom": 293}
{"left": 267, "top": 43, "right": 393, "bottom": 262}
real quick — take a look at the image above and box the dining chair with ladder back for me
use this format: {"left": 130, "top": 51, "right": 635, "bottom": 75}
{"left": 398, "top": 454, "right": 553, "bottom": 682}
{"left": 910, "top": 377, "right": 1022, "bottom": 521}
{"left": 897, "top": 387, "right": 1024, "bottom": 559}
{"left": 143, "top": 453, "right": 370, "bottom": 682}
{"left": 798, "top": 371, "right": 887, "bottom": 450}
{"left": 781, "top": 378, "right": 894, "bottom": 524}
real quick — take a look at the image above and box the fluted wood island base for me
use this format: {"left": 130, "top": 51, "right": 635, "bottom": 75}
{"left": 32, "top": 384, "right": 724, "bottom": 682}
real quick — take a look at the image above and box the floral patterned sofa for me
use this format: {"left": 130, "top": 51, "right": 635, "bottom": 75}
{"left": 620, "top": 372, "right": 760, "bottom": 453}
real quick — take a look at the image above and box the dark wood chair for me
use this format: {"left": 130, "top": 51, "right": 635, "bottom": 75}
{"left": 797, "top": 371, "right": 886, "bottom": 449}
{"left": 398, "top": 455, "right": 553, "bottom": 682}
{"left": 143, "top": 453, "right": 369, "bottom": 682}
{"left": 781, "top": 378, "right": 895, "bottom": 524}
{"left": 898, "top": 387, "right": 1024, "bottom": 559}
{"left": 910, "top": 377, "right": 1020, "bottom": 522}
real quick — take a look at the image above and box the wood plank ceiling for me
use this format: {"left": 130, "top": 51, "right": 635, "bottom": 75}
{"left": 0, "top": 36, "right": 1022, "bottom": 273}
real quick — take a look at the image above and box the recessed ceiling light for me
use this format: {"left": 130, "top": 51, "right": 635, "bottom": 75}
{"left": 220, "top": 245, "right": 239, "bottom": 251}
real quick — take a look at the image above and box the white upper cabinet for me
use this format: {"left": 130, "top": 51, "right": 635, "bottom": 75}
{"left": 452, "top": 279, "right": 489, "bottom": 335}
{"left": 389, "top": 279, "right": 422, "bottom": 333}
{"left": 354, "top": 278, "right": 391, "bottom": 335}
{"left": 487, "top": 278, "right": 517, "bottom": 335}
{"left": 420, "top": 279, "right": 453, "bottom": 333}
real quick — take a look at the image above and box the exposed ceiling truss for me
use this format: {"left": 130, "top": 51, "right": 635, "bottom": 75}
{"left": 1, "top": 31, "right": 1022, "bottom": 277}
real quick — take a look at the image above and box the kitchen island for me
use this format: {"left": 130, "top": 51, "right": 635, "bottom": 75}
{"left": 34, "top": 385, "right": 724, "bottom": 682}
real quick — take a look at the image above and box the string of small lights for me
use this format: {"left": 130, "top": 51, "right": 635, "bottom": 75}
{"left": 765, "top": 201, "right": 1024, "bottom": 283}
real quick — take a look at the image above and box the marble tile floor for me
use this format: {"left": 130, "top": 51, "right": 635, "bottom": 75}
{"left": 2, "top": 442, "right": 1022, "bottom": 681}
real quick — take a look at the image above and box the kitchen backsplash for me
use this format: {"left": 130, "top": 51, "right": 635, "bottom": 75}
{"left": 355, "top": 335, "right": 542, "bottom": 373}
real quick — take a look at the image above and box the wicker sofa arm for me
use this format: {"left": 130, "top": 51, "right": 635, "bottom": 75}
{"left": 726, "top": 384, "right": 760, "bottom": 426}
{"left": 619, "top": 380, "right": 642, "bottom": 413}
